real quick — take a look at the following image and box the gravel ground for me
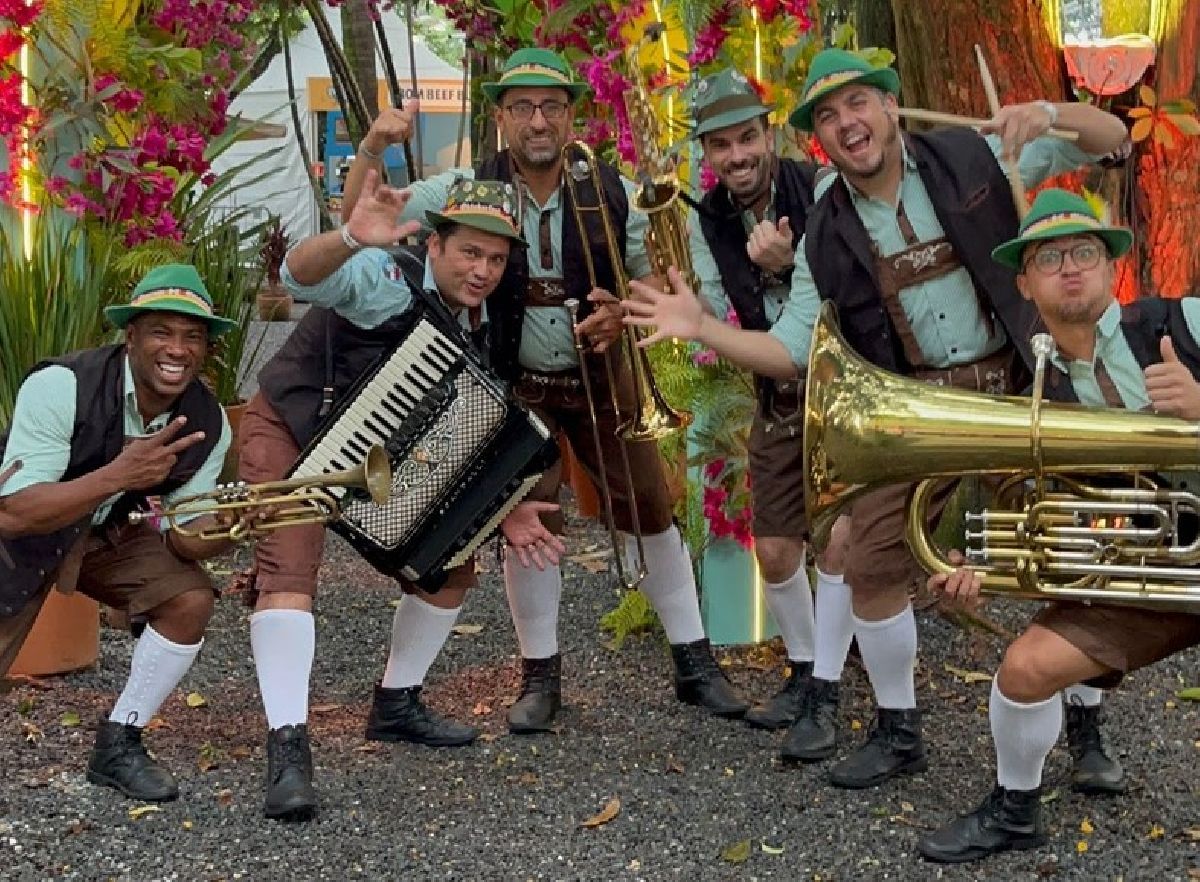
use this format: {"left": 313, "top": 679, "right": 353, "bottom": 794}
{"left": 1, "top": 312, "right": 1196, "bottom": 881}
{"left": 1, "top": 506, "right": 1197, "bottom": 882}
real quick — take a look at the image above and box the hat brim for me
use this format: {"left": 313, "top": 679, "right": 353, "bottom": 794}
{"left": 426, "top": 210, "right": 527, "bottom": 247}
{"left": 788, "top": 67, "right": 901, "bottom": 132}
{"left": 992, "top": 226, "right": 1133, "bottom": 270}
{"left": 482, "top": 76, "right": 589, "bottom": 105}
{"left": 104, "top": 304, "right": 239, "bottom": 337}
{"left": 692, "top": 105, "right": 771, "bottom": 140}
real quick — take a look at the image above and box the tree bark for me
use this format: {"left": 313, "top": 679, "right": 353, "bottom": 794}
{"left": 342, "top": 0, "right": 380, "bottom": 121}
{"left": 1132, "top": 0, "right": 1200, "bottom": 296}
{"left": 890, "top": 0, "right": 1066, "bottom": 118}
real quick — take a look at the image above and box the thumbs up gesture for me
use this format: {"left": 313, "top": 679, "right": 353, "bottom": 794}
{"left": 746, "top": 216, "right": 796, "bottom": 275}
{"left": 1143, "top": 335, "right": 1200, "bottom": 419}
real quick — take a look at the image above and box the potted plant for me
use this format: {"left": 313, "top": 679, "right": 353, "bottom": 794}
{"left": 256, "top": 216, "right": 293, "bottom": 321}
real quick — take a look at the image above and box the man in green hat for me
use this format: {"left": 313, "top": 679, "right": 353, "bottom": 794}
{"left": 919, "top": 188, "right": 1200, "bottom": 863}
{"left": 239, "top": 171, "right": 566, "bottom": 821}
{"left": 626, "top": 47, "right": 1128, "bottom": 789}
{"left": 342, "top": 45, "right": 748, "bottom": 735}
{"left": 0, "top": 262, "right": 243, "bottom": 803}
{"left": 687, "top": 66, "right": 854, "bottom": 750}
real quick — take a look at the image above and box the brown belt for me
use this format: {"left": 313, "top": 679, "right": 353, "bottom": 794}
{"left": 525, "top": 278, "right": 568, "bottom": 308}
{"left": 517, "top": 368, "right": 582, "bottom": 389}
{"left": 913, "top": 346, "right": 1016, "bottom": 395}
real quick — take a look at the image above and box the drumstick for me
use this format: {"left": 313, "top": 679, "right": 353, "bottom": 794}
{"left": 975, "top": 44, "right": 1029, "bottom": 219}
{"left": 894, "top": 107, "right": 1079, "bottom": 142}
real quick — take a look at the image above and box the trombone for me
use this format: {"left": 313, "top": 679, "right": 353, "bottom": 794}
{"left": 561, "top": 139, "right": 690, "bottom": 589}
{"left": 129, "top": 444, "right": 392, "bottom": 542}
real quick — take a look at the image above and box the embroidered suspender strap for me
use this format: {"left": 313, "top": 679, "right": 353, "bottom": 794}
{"left": 538, "top": 212, "right": 554, "bottom": 271}
{"left": 872, "top": 244, "right": 928, "bottom": 368}
{"left": 525, "top": 278, "right": 568, "bottom": 307}
{"left": 1092, "top": 362, "right": 1127, "bottom": 409}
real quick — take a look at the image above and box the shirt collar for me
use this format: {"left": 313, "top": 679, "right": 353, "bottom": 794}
{"left": 844, "top": 139, "right": 917, "bottom": 204}
{"left": 1048, "top": 301, "right": 1121, "bottom": 372}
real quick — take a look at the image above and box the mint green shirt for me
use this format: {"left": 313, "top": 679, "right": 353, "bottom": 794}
{"left": 282, "top": 250, "right": 482, "bottom": 332}
{"left": 770, "top": 133, "right": 1102, "bottom": 370}
{"left": 1050, "top": 299, "right": 1200, "bottom": 409}
{"left": 0, "top": 358, "right": 231, "bottom": 527}
{"left": 400, "top": 169, "right": 653, "bottom": 372}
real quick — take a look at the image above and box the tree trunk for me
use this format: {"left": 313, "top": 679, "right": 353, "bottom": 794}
{"left": 472, "top": 51, "right": 499, "bottom": 167}
{"left": 891, "top": 0, "right": 1066, "bottom": 118}
{"left": 853, "top": 0, "right": 897, "bottom": 55}
{"left": 342, "top": 0, "right": 380, "bottom": 121}
{"left": 1132, "top": 0, "right": 1200, "bottom": 297}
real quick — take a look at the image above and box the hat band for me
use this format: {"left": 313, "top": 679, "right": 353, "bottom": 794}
{"left": 1021, "top": 211, "right": 1104, "bottom": 238}
{"left": 696, "top": 93, "right": 768, "bottom": 126}
{"left": 442, "top": 202, "right": 520, "bottom": 234}
{"left": 803, "top": 68, "right": 872, "bottom": 103}
{"left": 129, "top": 287, "right": 214, "bottom": 315}
{"left": 499, "top": 62, "right": 573, "bottom": 87}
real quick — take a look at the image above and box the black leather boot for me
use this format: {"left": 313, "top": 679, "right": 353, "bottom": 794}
{"left": 264, "top": 724, "right": 317, "bottom": 821}
{"left": 508, "top": 654, "right": 562, "bottom": 734}
{"left": 780, "top": 677, "right": 841, "bottom": 762}
{"left": 744, "top": 661, "right": 812, "bottom": 729}
{"left": 86, "top": 720, "right": 179, "bottom": 802}
{"left": 1065, "top": 700, "right": 1125, "bottom": 794}
{"left": 829, "top": 707, "right": 927, "bottom": 788}
{"left": 670, "top": 638, "right": 749, "bottom": 718}
{"left": 365, "top": 684, "right": 478, "bottom": 746}
{"left": 918, "top": 785, "right": 1046, "bottom": 863}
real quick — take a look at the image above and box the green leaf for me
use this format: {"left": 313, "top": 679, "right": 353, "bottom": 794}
{"left": 720, "top": 839, "right": 752, "bottom": 863}
{"left": 1176, "top": 687, "right": 1200, "bottom": 701}
{"left": 59, "top": 711, "right": 82, "bottom": 728}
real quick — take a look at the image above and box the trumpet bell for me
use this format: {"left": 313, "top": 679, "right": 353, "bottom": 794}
{"left": 363, "top": 444, "right": 392, "bottom": 506}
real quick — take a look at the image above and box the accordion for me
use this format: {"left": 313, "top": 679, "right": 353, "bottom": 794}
{"left": 288, "top": 311, "right": 551, "bottom": 585}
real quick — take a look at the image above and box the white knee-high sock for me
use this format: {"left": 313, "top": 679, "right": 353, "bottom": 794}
{"left": 625, "top": 526, "right": 705, "bottom": 644}
{"left": 380, "top": 596, "right": 461, "bottom": 689}
{"left": 1063, "top": 683, "right": 1103, "bottom": 707}
{"left": 853, "top": 604, "right": 918, "bottom": 710}
{"left": 762, "top": 566, "right": 815, "bottom": 663}
{"left": 812, "top": 569, "right": 855, "bottom": 682}
{"left": 503, "top": 554, "right": 562, "bottom": 659}
{"left": 991, "top": 678, "right": 1062, "bottom": 791}
{"left": 109, "top": 625, "right": 202, "bottom": 727}
{"left": 250, "top": 609, "right": 315, "bottom": 730}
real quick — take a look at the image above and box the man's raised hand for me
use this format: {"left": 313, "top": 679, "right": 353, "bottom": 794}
{"left": 344, "top": 168, "right": 424, "bottom": 248}
{"left": 109, "top": 416, "right": 207, "bottom": 491}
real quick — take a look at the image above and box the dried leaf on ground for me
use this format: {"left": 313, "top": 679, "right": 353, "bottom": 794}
{"left": 310, "top": 704, "right": 339, "bottom": 714}
{"left": 128, "top": 805, "right": 162, "bottom": 820}
{"left": 760, "top": 841, "right": 784, "bottom": 855}
{"left": 1177, "top": 825, "right": 1200, "bottom": 841}
{"left": 471, "top": 701, "right": 492, "bottom": 716}
{"left": 1080, "top": 817, "right": 1094, "bottom": 834}
{"left": 59, "top": 711, "right": 81, "bottom": 728}
{"left": 451, "top": 623, "right": 484, "bottom": 636}
{"left": 197, "top": 742, "right": 221, "bottom": 772}
{"left": 144, "top": 717, "right": 169, "bottom": 731}
{"left": 215, "top": 788, "right": 234, "bottom": 807}
{"left": 720, "top": 838, "right": 751, "bottom": 863}
{"left": 581, "top": 796, "right": 621, "bottom": 828}
{"left": 22, "top": 721, "right": 43, "bottom": 744}
{"left": 665, "top": 755, "right": 684, "bottom": 774}
{"left": 568, "top": 549, "right": 611, "bottom": 574}
{"left": 1147, "top": 824, "right": 1165, "bottom": 840}
{"left": 944, "top": 663, "right": 992, "bottom": 684}
{"left": 185, "top": 691, "right": 208, "bottom": 708}
{"left": 16, "top": 697, "right": 35, "bottom": 716}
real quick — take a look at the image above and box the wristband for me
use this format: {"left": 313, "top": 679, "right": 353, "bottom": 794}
{"left": 1035, "top": 100, "right": 1059, "bottom": 126}
{"left": 359, "top": 142, "right": 384, "bottom": 161}
{"left": 340, "top": 225, "right": 364, "bottom": 252}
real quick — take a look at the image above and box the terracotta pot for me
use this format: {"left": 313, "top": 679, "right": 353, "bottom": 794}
{"left": 256, "top": 281, "right": 292, "bottom": 321}
{"left": 10, "top": 589, "right": 100, "bottom": 677}
{"left": 219, "top": 400, "right": 249, "bottom": 483}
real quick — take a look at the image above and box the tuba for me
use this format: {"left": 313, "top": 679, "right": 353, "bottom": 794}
{"left": 803, "top": 302, "right": 1200, "bottom": 611}
{"left": 130, "top": 445, "right": 392, "bottom": 542}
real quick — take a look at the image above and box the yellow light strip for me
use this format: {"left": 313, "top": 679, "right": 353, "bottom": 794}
{"left": 19, "top": 39, "right": 31, "bottom": 258}
{"left": 650, "top": 0, "right": 674, "bottom": 144}
{"left": 753, "top": 553, "right": 764, "bottom": 642}
{"left": 752, "top": 6, "right": 763, "bottom": 82}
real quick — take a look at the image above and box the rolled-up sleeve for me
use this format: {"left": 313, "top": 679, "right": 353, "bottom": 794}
{"left": 400, "top": 169, "right": 468, "bottom": 228}
{"left": 282, "top": 248, "right": 414, "bottom": 329}
{"left": 623, "top": 178, "right": 654, "bottom": 280}
{"left": 768, "top": 237, "right": 822, "bottom": 371}
{"left": 985, "top": 134, "right": 1102, "bottom": 189}
{"left": 0, "top": 366, "right": 75, "bottom": 495}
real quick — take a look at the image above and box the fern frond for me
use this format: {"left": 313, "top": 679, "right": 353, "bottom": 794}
{"left": 600, "top": 590, "right": 662, "bottom": 649}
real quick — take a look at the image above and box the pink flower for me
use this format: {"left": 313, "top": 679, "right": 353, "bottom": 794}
{"left": 703, "top": 458, "right": 726, "bottom": 482}
{"left": 691, "top": 347, "right": 718, "bottom": 367}
{"left": 699, "top": 161, "right": 718, "bottom": 192}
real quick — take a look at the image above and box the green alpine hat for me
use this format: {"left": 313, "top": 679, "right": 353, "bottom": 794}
{"left": 991, "top": 188, "right": 1133, "bottom": 270}
{"left": 426, "top": 178, "right": 527, "bottom": 246}
{"left": 104, "top": 263, "right": 237, "bottom": 337}
{"left": 691, "top": 68, "right": 770, "bottom": 139}
{"left": 788, "top": 47, "right": 901, "bottom": 132}
{"left": 481, "top": 48, "right": 589, "bottom": 105}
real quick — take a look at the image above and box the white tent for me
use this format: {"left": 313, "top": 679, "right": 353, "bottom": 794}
{"left": 212, "top": 8, "right": 464, "bottom": 241}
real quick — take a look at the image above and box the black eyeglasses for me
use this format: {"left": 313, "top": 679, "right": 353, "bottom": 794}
{"left": 1025, "top": 241, "right": 1106, "bottom": 275}
{"left": 503, "top": 99, "right": 569, "bottom": 122}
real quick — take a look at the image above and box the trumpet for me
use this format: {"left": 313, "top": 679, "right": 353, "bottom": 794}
{"left": 129, "top": 445, "right": 392, "bottom": 542}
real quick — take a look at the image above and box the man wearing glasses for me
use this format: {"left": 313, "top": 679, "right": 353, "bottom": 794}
{"left": 341, "top": 47, "right": 747, "bottom": 735}
{"left": 921, "top": 188, "right": 1200, "bottom": 863}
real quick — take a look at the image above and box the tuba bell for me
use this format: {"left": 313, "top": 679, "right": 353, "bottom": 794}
{"left": 803, "top": 301, "right": 1200, "bottom": 611}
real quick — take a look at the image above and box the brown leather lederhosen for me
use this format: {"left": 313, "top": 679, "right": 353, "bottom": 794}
{"left": 512, "top": 276, "right": 675, "bottom": 536}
